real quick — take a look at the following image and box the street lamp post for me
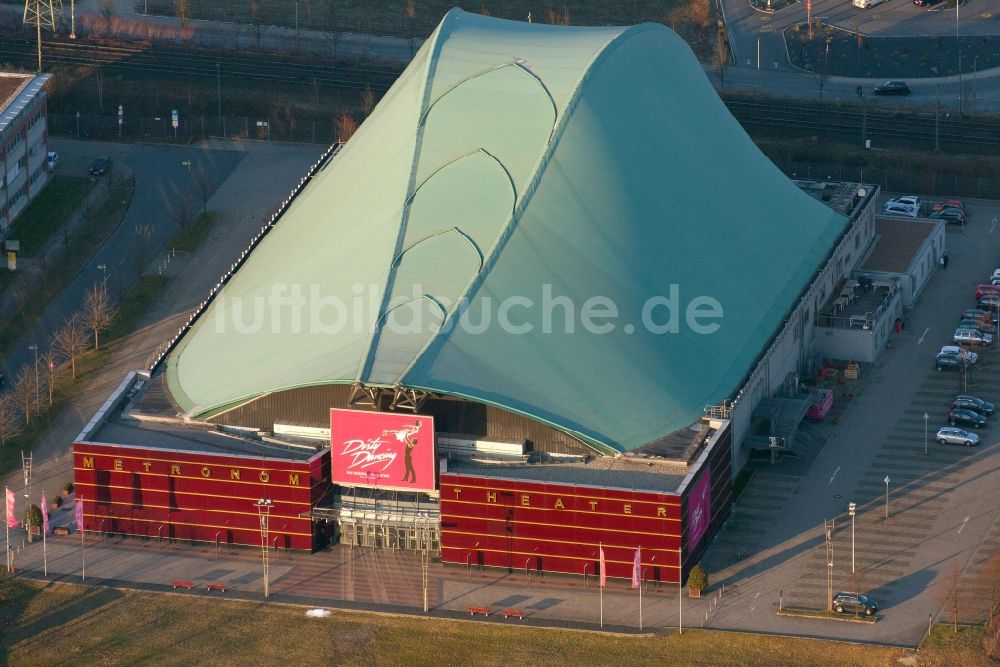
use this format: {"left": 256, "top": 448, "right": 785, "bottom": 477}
{"left": 97, "top": 263, "right": 108, "bottom": 287}
{"left": 255, "top": 498, "right": 274, "bottom": 598}
{"left": 848, "top": 502, "right": 856, "bottom": 574}
{"left": 884, "top": 476, "right": 890, "bottom": 520}
{"left": 923, "top": 412, "right": 929, "bottom": 456}
{"left": 181, "top": 160, "right": 193, "bottom": 218}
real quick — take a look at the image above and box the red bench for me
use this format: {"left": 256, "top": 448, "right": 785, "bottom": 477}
{"left": 468, "top": 606, "right": 492, "bottom": 616}
{"left": 171, "top": 580, "right": 195, "bottom": 589}
{"left": 206, "top": 583, "right": 227, "bottom": 592}
{"left": 502, "top": 609, "right": 524, "bottom": 620}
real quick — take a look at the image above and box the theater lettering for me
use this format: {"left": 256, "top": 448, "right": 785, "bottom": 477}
{"left": 451, "top": 487, "right": 669, "bottom": 517}
{"left": 80, "top": 456, "right": 300, "bottom": 486}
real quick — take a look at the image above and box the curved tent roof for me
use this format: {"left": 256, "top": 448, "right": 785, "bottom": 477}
{"left": 165, "top": 9, "right": 847, "bottom": 454}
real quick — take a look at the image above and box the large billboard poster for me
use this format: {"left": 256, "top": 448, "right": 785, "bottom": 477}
{"left": 330, "top": 409, "right": 436, "bottom": 492}
{"left": 686, "top": 471, "right": 712, "bottom": 552}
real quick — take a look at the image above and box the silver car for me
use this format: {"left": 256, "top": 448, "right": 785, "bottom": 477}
{"left": 954, "top": 328, "right": 993, "bottom": 346}
{"left": 936, "top": 427, "right": 980, "bottom": 447}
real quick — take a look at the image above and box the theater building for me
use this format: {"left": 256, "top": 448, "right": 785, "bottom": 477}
{"left": 73, "top": 10, "right": 877, "bottom": 585}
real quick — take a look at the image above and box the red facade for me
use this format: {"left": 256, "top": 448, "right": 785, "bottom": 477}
{"left": 440, "top": 475, "right": 683, "bottom": 583}
{"left": 73, "top": 442, "right": 329, "bottom": 550}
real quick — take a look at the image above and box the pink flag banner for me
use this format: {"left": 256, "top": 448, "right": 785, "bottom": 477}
{"left": 5, "top": 486, "right": 16, "bottom": 528}
{"left": 75, "top": 495, "right": 84, "bottom": 532}
{"left": 631, "top": 548, "right": 642, "bottom": 588}
{"left": 41, "top": 492, "right": 49, "bottom": 535}
{"left": 599, "top": 546, "right": 607, "bottom": 589}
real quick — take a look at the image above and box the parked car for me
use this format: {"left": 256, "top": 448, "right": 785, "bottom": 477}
{"left": 979, "top": 295, "right": 1000, "bottom": 311}
{"left": 89, "top": 156, "right": 112, "bottom": 176}
{"left": 886, "top": 195, "right": 921, "bottom": 209}
{"left": 952, "top": 395, "right": 995, "bottom": 417}
{"left": 931, "top": 208, "right": 965, "bottom": 225}
{"left": 914, "top": 0, "right": 944, "bottom": 5}
{"left": 932, "top": 198, "right": 965, "bottom": 213}
{"left": 940, "top": 345, "right": 978, "bottom": 364}
{"left": 936, "top": 353, "right": 966, "bottom": 371}
{"left": 949, "top": 408, "right": 987, "bottom": 428}
{"left": 833, "top": 592, "right": 879, "bottom": 615}
{"left": 958, "top": 318, "right": 995, "bottom": 334}
{"left": 884, "top": 203, "right": 919, "bottom": 218}
{"left": 936, "top": 427, "right": 980, "bottom": 447}
{"left": 962, "top": 308, "right": 998, "bottom": 324}
{"left": 46, "top": 151, "right": 59, "bottom": 172}
{"left": 954, "top": 328, "right": 993, "bottom": 346}
{"left": 976, "top": 284, "right": 1000, "bottom": 300}
{"left": 874, "top": 80, "right": 911, "bottom": 96}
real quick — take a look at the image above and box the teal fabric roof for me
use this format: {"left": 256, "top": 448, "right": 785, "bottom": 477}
{"left": 165, "top": 9, "right": 847, "bottom": 454}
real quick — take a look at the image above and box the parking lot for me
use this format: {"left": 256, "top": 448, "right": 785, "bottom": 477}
{"left": 700, "top": 194, "right": 1000, "bottom": 645}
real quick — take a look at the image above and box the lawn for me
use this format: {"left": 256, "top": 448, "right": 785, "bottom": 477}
{"left": 4, "top": 176, "right": 93, "bottom": 257}
{"left": 2, "top": 578, "right": 986, "bottom": 667}
{"left": 170, "top": 211, "right": 222, "bottom": 253}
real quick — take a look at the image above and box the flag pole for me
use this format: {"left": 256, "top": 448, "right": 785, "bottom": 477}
{"left": 41, "top": 492, "right": 48, "bottom": 576}
{"left": 678, "top": 563, "right": 683, "bottom": 635}
{"left": 639, "top": 567, "right": 643, "bottom": 631}
{"left": 599, "top": 542, "right": 603, "bottom": 628}
{"left": 78, "top": 494, "right": 86, "bottom": 581}
{"left": 4, "top": 486, "right": 10, "bottom": 573}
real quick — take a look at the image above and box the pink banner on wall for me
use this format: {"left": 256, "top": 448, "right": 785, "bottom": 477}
{"left": 686, "top": 471, "right": 712, "bottom": 552}
{"left": 330, "top": 409, "right": 436, "bottom": 492}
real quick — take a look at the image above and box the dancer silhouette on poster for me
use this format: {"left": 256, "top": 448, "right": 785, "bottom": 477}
{"left": 383, "top": 420, "right": 422, "bottom": 484}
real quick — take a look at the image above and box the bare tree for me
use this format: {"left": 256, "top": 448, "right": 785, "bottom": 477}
{"left": 12, "top": 364, "right": 35, "bottom": 426}
{"left": 361, "top": 84, "right": 376, "bottom": 116}
{"left": 691, "top": 0, "right": 712, "bottom": 31}
{"left": 405, "top": 0, "right": 416, "bottom": 19}
{"left": 981, "top": 549, "right": 1000, "bottom": 631}
{"left": 715, "top": 24, "right": 730, "bottom": 89}
{"left": 336, "top": 112, "right": 358, "bottom": 143}
{"left": 479, "top": 6, "right": 491, "bottom": 16}
{"left": 250, "top": 0, "right": 264, "bottom": 48}
{"left": 100, "top": 0, "right": 114, "bottom": 19}
{"left": 936, "top": 561, "right": 963, "bottom": 633}
{"left": 174, "top": 0, "right": 189, "bottom": 27}
{"left": 195, "top": 171, "right": 213, "bottom": 217}
{"left": 0, "top": 393, "right": 20, "bottom": 445}
{"left": 54, "top": 315, "right": 88, "bottom": 380}
{"left": 548, "top": 6, "right": 570, "bottom": 25}
{"left": 83, "top": 284, "right": 117, "bottom": 352}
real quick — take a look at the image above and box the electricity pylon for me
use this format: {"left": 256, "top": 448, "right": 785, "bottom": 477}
{"left": 23, "top": 0, "right": 63, "bottom": 72}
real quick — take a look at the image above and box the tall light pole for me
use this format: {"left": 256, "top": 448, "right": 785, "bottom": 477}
{"left": 181, "top": 160, "right": 193, "bottom": 218}
{"left": 923, "top": 412, "right": 929, "bottom": 456}
{"left": 848, "top": 502, "right": 856, "bottom": 574}
{"left": 97, "top": 263, "right": 108, "bottom": 286}
{"left": 216, "top": 64, "right": 222, "bottom": 125}
{"left": 22, "top": 452, "right": 33, "bottom": 544}
{"left": 70, "top": 0, "right": 76, "bottom": 38}
{"left": 255, "top": 498, "right": 274, "bottom": 598}
{"left": 884, "top": 476, "right": 890, "bottom": 520}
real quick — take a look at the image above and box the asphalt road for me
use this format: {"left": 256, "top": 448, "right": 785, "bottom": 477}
{"left": 0, "top": 141, "right": 245, "bottom": 382}
{"left": 699, "top": 196, "right": 1000, "bottom": 645}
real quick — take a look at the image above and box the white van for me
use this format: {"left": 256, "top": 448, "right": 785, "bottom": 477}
{"left": 853, "top": 0, "right": 886, "bottom": 7}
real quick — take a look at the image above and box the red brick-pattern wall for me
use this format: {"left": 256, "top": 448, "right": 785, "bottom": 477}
{"left": 73, "top": 442, "right": 326, "bottom": 550}
{"left": 440, "top": 475, "right": 683, "bottom": 583}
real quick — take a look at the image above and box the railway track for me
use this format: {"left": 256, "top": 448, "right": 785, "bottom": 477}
{"left": 4, "top": 36, "right": 1000, "bottom": 153}
{"left": 0, "top": 37, "right": 403, "bottom": 92}
{"left": 724, "top": 98, "right": 1000, "bottom": 153}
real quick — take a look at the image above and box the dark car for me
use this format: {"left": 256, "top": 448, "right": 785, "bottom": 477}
{"left": 949, "top": 408, "right": 987, "bottom": 428}
{"left": 953, "top": 395, "right": 995, "bottom": 417}
{"left": 833, "top": 592, "right": 878, "bottom": 615}
{"left": 913, "top": 0, "right": 943, "bottom": 6}
{"left": 978, "top": 295, "right": 1000, "bottom": 311}
{"left": 937, "top": 353, "right": 965, "bottom": 371}
{"left": 874, "top": 80, "right": 911, "bottom": 96}
{"left": 89, "top": 156, "right": 112, "bottom": 176}
{"left": 961, "top": 309, "right": 998, "bottom": 325}
{"left": 959, "top": 318, "right": 995, "bottom": 334}
{"left": 931, "top": 207, "right": 966, "bottom": 225}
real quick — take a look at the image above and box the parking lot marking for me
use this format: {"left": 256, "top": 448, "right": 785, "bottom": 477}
{"left": 829, "top": 466, "right": 840, "bottom": 485}
{"left": 918, "top": 328, "right": 929, "bottom": 345}
{"left": 991, "top": 218, "right": 998, "bottom": 234}
{"left": 750, "top": 591, "right": 760, "bottom": 612}
{"left": 958, "top": 516, "right": 970, "bottom": 534}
